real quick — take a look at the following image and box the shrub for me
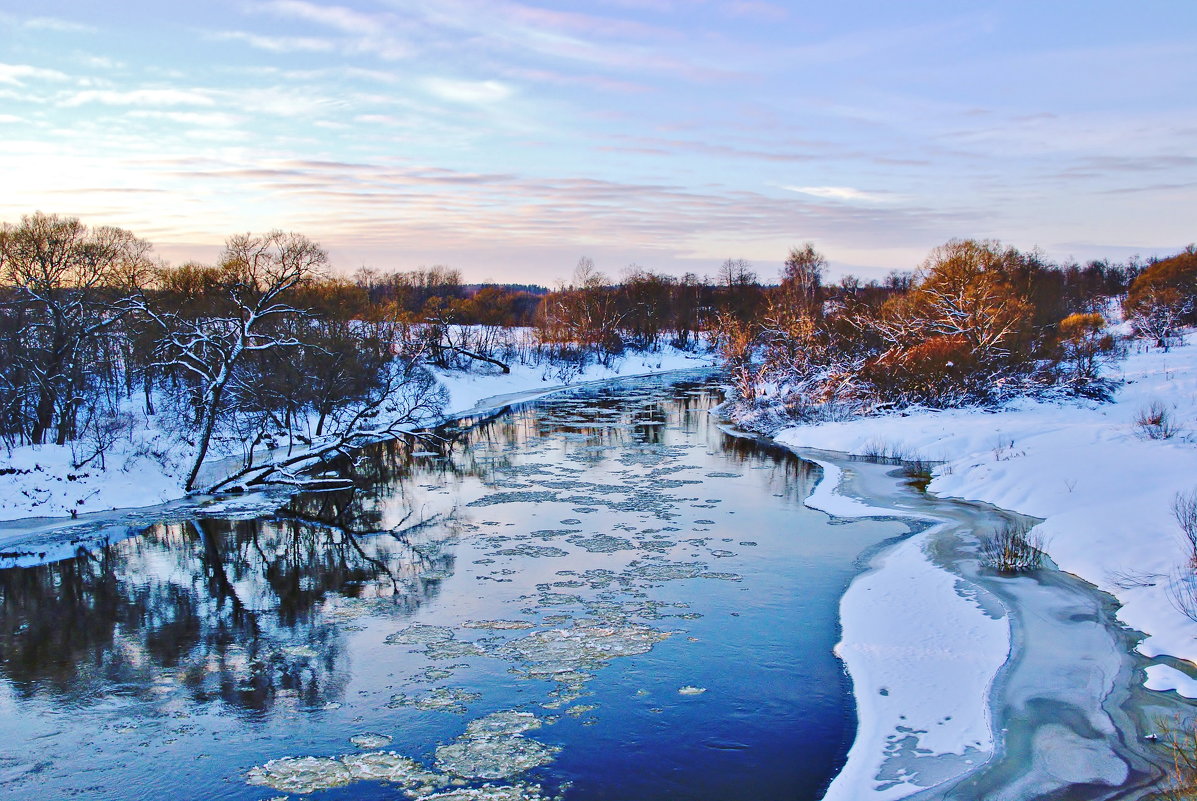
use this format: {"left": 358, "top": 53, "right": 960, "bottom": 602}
{"left": 1137, "top": 401, "right": 1180, "bottom": 440}
{"left": 1167, "top": 571, "right": 1197, "bottom": 625}
{"left": 1056, "top": 312, "right": 1116, "bottom": 392}
{"left": 860, "top": 334, "right": 980, "bottom": 407}
{"left": 979, "top": 520, "right": 1045, "bottom": 572}
{"left": 1176, "top": 490, "right": 1197, "bottom": 570}
{"left": 1153, "top": 716, "right": 1197, "bottom": 799}
{"left": 1125, "top": 247, "right": 1197, "bottom": 324}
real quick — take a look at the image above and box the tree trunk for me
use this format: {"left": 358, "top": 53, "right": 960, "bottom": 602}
{"left": 30, "top": 384, "right": 55, "bottom": 445}
{"left": 185, "top": 384, "right": 223, "bottom": 491}
{"left": 143, "top": 369, "right": 155, "bottom": 416}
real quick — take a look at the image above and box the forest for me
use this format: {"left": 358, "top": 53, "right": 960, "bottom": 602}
{"left": 2, "top": 210, "right": 1194, "bottom": 494}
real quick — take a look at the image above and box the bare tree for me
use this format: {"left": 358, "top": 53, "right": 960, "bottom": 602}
{"left": 147, "top": 231, "right": 326, "bottom": 490}
{"left": 872, "top": 240, "right": 1034, "bottom": 361}
{"left": 0, "top": 212, "right": 151, "bottom": 444}
{"left": 206, "top": 355, "right": 447, "bottom": 493}
{"left": 1127, "top": 286, "right": 1191, "bottom": 350}
{"left": 782, "top": 243, "right": 825, "bottom": 315}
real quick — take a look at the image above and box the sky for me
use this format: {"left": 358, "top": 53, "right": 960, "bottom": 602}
{"left": 1, "top": 1, "right": 1194, "bottom": 284}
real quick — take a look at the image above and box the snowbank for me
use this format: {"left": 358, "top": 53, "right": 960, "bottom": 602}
{"left": 776, "top": 336, "right": 1197, "bottom": 796}
{"left": 0, "top": 346, "right": 715, "bottom": 523}
{"left": 800, "top": 455, "right": 1011, "bottom": 801}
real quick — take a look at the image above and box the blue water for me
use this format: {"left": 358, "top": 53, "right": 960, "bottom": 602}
{"left": 0, "top": 375, "right": 910, "bottom": 800}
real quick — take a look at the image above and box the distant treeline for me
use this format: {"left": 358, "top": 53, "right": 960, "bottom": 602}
{"left": 1, "top": 210, "right": 1192, "bottom": 492}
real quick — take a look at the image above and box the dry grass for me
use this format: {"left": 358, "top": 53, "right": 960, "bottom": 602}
{"left": 1138, "top": 400, "right": 1181, "bottom": 440}
{"left": 1151, "top": 717, "right": 1197, "bottom": 800}
{"left": 979, "top": 520, "right": 1045, "bottom": 573}
{"left": 856, "top": 438, "right": 934, "bottom": 490}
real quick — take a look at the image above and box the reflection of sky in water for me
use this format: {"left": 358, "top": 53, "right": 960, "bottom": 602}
{"left": 0, "top": 376, "right": 910, "bottom": 800}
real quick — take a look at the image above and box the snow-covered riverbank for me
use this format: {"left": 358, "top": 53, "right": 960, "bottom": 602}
{"left": 778, "top": 336, "right": 1197, "bottom": 797}
{"left": 0, "top": 347, "right": 714, "bottom": 523}
{"left": 797, "top": 459, "right": 1012, "bottom": 800}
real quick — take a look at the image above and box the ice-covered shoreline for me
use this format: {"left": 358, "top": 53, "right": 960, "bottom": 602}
{"left": 774, "top": 337, "right": 1197, "bottom": 798}
{"left": 797, "top": 456, "right": 1011, "bottom": 800}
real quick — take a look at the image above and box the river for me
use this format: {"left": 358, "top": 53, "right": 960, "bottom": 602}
{"left": 0, "top": 372, "right": 1174, "bottom": 800}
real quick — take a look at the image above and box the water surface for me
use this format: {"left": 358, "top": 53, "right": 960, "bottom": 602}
{"left": 0, "top": 375, "right": 913, "bottom": 800}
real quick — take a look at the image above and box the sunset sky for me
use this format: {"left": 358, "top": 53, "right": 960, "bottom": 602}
{"left": 1, "top": 1, "right": 1194, "bottom": 283}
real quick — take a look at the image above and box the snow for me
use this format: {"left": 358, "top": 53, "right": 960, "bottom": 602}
{"left": 1144, "top": 664, "right": 1197, "bottom": 698}
{"left": 800, "top": 458, "right": 893, "bottom": 518}
{"left": 774, "top": 334, "right": 1197, "bottom": 797}
{"left": 0, "top": 430, "right": 191, "bottom": 523}
{"left": 0, "top": 345, "right": 715, "bottom": 524}
{"left": 821, "top": 522, "right": 1008, "bottom": 801}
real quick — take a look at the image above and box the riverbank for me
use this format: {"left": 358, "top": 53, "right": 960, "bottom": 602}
{"left": 791, "top": 450, "right": 1164, "bottom": 799}
{"left": 772, "top": 336, "right": 1197, "bottom": 798}
{"left": 0, "top": 346, "right": 714, "bottom": 524}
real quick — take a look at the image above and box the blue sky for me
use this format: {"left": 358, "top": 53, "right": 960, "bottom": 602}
{"left": 1, "top": 1, "right": 1194, "bottom": 283}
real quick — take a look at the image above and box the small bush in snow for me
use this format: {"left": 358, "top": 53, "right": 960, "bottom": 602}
{"left": 979, "top": 520, "right": 1045, "bottom": 573}
{"left": 1152, "top": 715, "right": 1197, "bottom": 799}
{"left": 1167, "top": 572, "right": 1197, "bottom": 625}
{"left": 1136, "top": 400, "right": 1180, "bottom": 440}
{"left": 1175, "top": 490, "right": 1197, "bottom": 570}
{"left": 854, "top": 439, "right": 934, "bottom": 490}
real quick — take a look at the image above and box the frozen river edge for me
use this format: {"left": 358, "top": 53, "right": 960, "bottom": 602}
{"left": 788, "top": 447, "right": 1171, "bottom": 800}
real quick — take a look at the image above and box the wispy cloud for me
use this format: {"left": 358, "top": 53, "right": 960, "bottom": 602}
{"left": 783, "top": 186, "right": 893, "bottom": 202}
{"left": 60, "top": 89, "right": 217, "bottom": 107}
{"left": 248, "top": 0, "right": 414, "bottom": 60}
{"left": 259, "top": 0, "right": 386, "bottom": 35}
{"left": 20, "top": 16, "right": 96, "bottom": 33}
{"left": 422, "top": 77, "right": 514, "bottom": 104}
{"left": 211, "top": 30, "right": 336, "bottom": 54}
{"left": 0, "top": 63, "right": 71, "bottom": 86}
{"left": 127, "top": 110, "right": 243, "bottom": 127}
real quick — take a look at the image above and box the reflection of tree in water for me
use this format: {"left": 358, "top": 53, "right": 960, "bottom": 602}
{"left": 343, "top": 379, "right": 727, "bottom": 490}
{"left": 0, "top": 374, "right": 739, "bottom": 721}
{"left": 0, "top": 489, "right": 459, "bottom": 716}
{"left": 719, "top": 429, "right": 818, "bottom": 504}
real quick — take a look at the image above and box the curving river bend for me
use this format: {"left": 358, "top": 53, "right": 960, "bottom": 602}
{"left": 0, "top": 372, "right": 1176, "bottom": 800}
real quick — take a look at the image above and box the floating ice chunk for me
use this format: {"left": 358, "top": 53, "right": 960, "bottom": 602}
{"left": 462, "top": 620, "right": 537, "bottom": 631}
{"left": 388, "top": 687, "right": 481, "bottom": 713}
{"left": 564, "top": 704, "right": 598, "bottom": 717}
{"left": 500, "top": 623, "right": 670, "bottom": 671}
{"left": 426, "top": 640, "right": 488, "bottom": 660}
{"left": 566, "top": 533, "right": 633, "bottom": 553}
{"left": 386, "top": 624, "right": 456, "bottom": 646}
{"left": 281, "top": 645, "right": 318, "bottom": 659}
{"left": 247, "top": 756, "right": 353, "bottom": 794}
{"left": 699, "top": 571, "right": 743, "bottom": 581}
{"left": 341, "top": 750, "right": 442, "bottom": 788}
{"left": 463, "top": 711, "right": 543, "bottom": 738}
{"left": 491, "top": 545, "right": 569, "bottom": 558}
{"left": 423, "top": 784, "right": 551, "bottom": 801}
{"left": 627, "top": 562, "right": 704, "bottom": 581}
{"left": 350, "top": 733, "right": 393, "bottom": 749}
{"left": 435, "top": 712, "right": 559, "bottom": 780}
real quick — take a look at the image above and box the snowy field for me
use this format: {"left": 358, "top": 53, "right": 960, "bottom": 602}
{"left": 778, "top": 334, "right": 1197, "bottom": 796}
{"left": 0, "top": 346, "right": 715, "bottom": 523}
